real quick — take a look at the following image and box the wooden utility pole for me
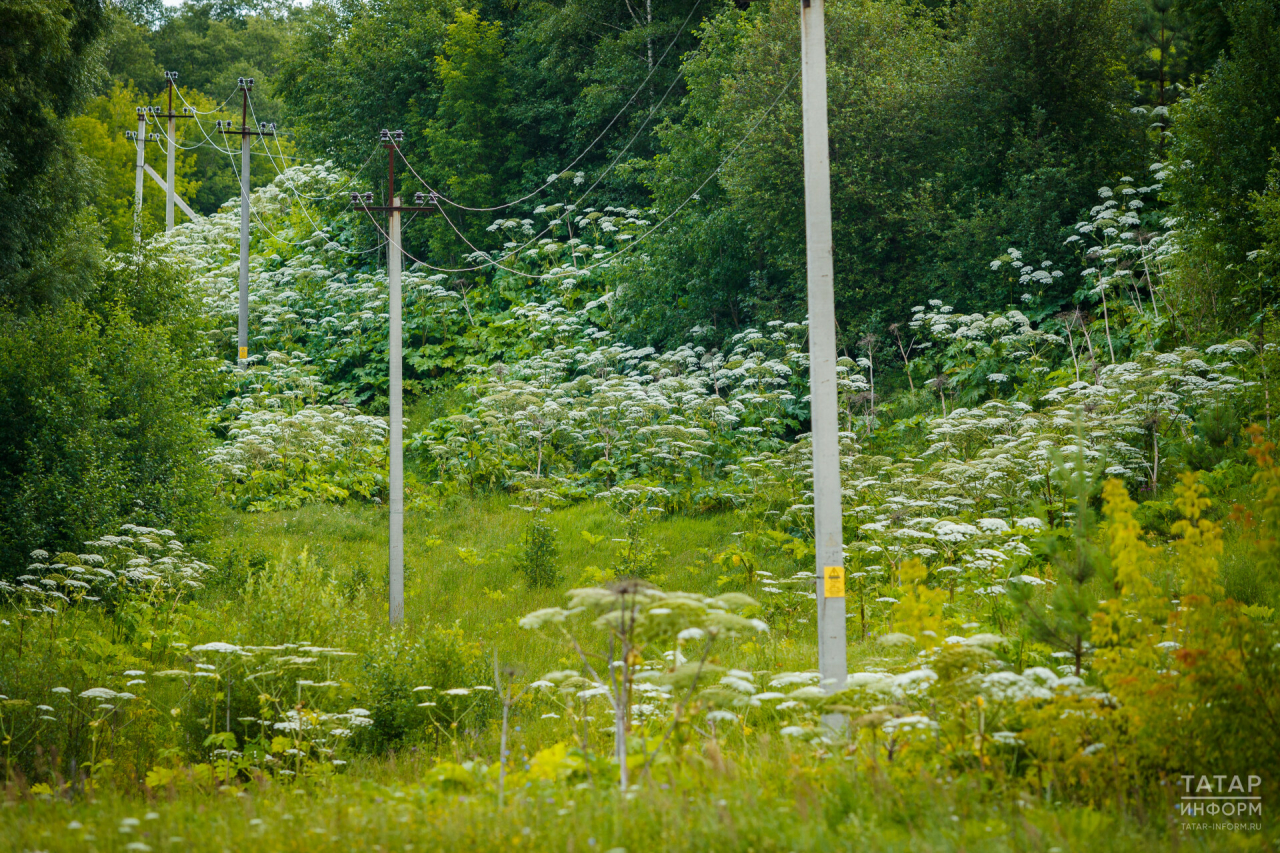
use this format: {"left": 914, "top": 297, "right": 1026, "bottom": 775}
{"left": 800, "top": 0, "right": 847, "bottom": 708}
{"left": 354, "top": 129, "right": 438, "bottom": 626}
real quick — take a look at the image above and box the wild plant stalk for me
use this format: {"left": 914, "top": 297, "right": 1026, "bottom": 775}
{"left": 423, "top": 694, "right": 485, "bottom": 758}
{"left": 861, "top": 334, "right": 877, "bottom": 434}
{"left": 1260, "top": 316, "right": 1271, "bottom": 431}
{"left": 635, "top": 638, "right": 715, "bottom": 779}
{"left": 889, "top": 324, "right": 915, "bottom": 392}
{"left": 1080, "top": 320, "right": 1100, "bottom": 382}
{"left": 1060, "top": 314, "right": 1082, "bottom": 383}
{"left": 1138, "top": 234, "right": 1161, "bottom": 321}
{"left": 1125, "top": 272, "right": 1147, "bottom": 318}
{"left": 930, "top": 374, "right": 948, "bottom": 416}
{"left": 1097, "top": 283, "right": 1116, "bottom": 363}
{"left": 549, "top": 584, "right": 646, "bottom": 791}
{"left": 1149, "top": 413, "right": 1161, "bottom": 494}
{"left": 493, "top": 656, "right": 529, "bottom": 809}
{"left": 555, "top": 625, "right": 627, "bottom": 787}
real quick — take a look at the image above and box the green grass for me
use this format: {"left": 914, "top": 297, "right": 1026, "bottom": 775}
{"left": 5, "top": 497, "right": 1276, "bottom": 852}
{"left": 185, "top": 499, "right": 926, "bottom": 762}
{"left": 2, "top": 744, "right": 1241, "bottom": 853}
{"left": 198, "top": 499, "right": 857, "bottom": 675}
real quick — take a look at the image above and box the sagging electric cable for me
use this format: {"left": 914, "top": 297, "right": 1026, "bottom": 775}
{"left": 391, "top": 38, "right": 696, "bottom": 275}
{"left": 357, "top": 69, "right": 799, "bottom": 278}
{"left": 220, "top": 126, "right": 387, "bottom": 255}
{"left": 395, "top": 0, "right": 705, "bottom": 214}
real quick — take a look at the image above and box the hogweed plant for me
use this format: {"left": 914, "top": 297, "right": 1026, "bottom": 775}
{"left": 3, "top": 526, "right": 210, "bottom": 665}
{"left": 519, "top": 582, "right": 767, "bottom": 789}
{"left": 208, "top": 354, "right": 390, "bottom": 511}
{"left": 0, "top": 523, "right": 372, "bottom": 789}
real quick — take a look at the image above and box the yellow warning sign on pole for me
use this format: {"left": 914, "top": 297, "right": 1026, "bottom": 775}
{"left": 823, "top": 565, "right": 845, "bottom": 598}
{"left": 238, "top": 346, "right": 248, "bottom": 360}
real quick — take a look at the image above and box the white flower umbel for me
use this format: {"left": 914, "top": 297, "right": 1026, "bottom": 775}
{"left": 520, "top": 581, "right": 766, "bottom": 790}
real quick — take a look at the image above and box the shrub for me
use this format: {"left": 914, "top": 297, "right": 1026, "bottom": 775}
{"left": 0, "top": 303, "right": 214, "bottom": 582}
{"left": 238, "top": 548, "right": 367, "bottom": 648}
{"left": 514, "top": 513, "right": 560, "bottom": 588}
{"left": 354, "top": 626, "right": 493, "bottom": 753}
{"left": 1185, "top": 400, "right": 1244, "bottom": 471}
{"left": 615, "top": 509, "right": 664, "bottom": 580}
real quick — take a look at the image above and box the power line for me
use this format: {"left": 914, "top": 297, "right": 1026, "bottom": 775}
{"left": 359, "top": 69, "right": 800, "bottom": 277}
{"left": 145, "top": 112, "right": 205, "bottom": 151}
{"left": 241, "top": 91, "right": 394, "bottom": 256}
{"left": 152, "top": 113, "right": 322, "bottom": 162}
{"left": 219, "top": 132, "right": 385, "bottom": 255}
{"left": 176, "top": 87, "right": 383, "bottom": 256}
{"left": 390, "top": 46, "right": 692, "bottom": 271}
{"left": 174, "top": 84, "right": 239, "bottom": 116}
{"left": 179, "top": 107, "right": 242, "bottom": 156}
{"left": 249, "top": 93, "right": 378, "bottom": 201}
{"left": 407, "top": 0, "right": 705, "bottom": 214}
{"left": 387, "top": 49, "right": 706, "bottom": 275}
{"left": 248, "top": 155, "right": 386, "bottom": 256}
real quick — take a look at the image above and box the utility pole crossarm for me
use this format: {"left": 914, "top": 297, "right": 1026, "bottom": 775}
{"left": 142, "top": 163, "right": 198, "bottom": 220}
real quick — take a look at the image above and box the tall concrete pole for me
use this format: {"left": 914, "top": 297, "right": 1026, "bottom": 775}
{"left": 238, "top": 83, "right": 251, "bottom": 365}
{"left": 800, "top": 0, "right": 847, "bottom": 701}
{"left": 133, "top": 110, "right": 146, "bottom": 244}
{"left": 165, "top": 73, "right": 177, "bottom": 231}
{"left": 364, "top": 130, "right": 428, "bottom": 627}
{"left": 388, "top": 193, "right": 404, "bottom": 626}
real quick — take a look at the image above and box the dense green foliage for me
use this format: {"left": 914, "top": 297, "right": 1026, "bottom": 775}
{"left": 622, "top": 0, "right": 1145, "bottom": 341}
{"left": 0, "top": 259, "right": 215, "bottom": 580}
{"left": 276, "top": 0, "right": 701, "bottom": 262}
{"left": 1166, "top": 0, "right": 1280, "bottom": 331}
{"left": 0, "top": 0, "right": 108, "bottom": 307}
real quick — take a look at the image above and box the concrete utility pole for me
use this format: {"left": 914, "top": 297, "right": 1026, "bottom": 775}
{"left": 142, "top": 163, "right": 198, "bottom": 221}
{"left": 125, "top": 113, "right": 160, "bottom": 245}
{"left": 160, "top": 71, "right": 194, "bottom": 231}
{"left": 354, "top": 130, "right": 438, "bottom": 626}
{"left": 133, "top": 109, "right": 146, "bottom": 221}
{"left": 800, "top": 0, "right": 848, "bottom": 703}
{"left": 129, "top": 110, "right": 146, "bottom": 243}
{"left": 217, "top": 78, "right": 274, "bottom": 365}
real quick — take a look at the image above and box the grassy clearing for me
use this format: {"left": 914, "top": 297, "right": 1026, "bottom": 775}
{"left": 202, "top": 499, "right": 856, "bottom": 672}
{"left": 205, "top": 499, "right": 741, "bottom": 642}
{"left": 199, "top": 497, "right": 922, "bottom": 689}
{"left": 1, "top": 743, "right": 1221, "bottom": 853}
{"left": 5, "top": 490, "right": 1278, "bottom": 851}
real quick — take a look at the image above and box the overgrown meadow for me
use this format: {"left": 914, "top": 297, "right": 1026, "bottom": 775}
{"left": 2, "top": 155, "right": 1279, "bottom": 852}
